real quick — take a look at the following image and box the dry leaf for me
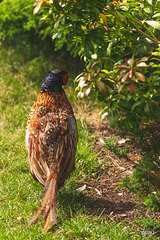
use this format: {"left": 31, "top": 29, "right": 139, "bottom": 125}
{"left": 17, "top": 216, "right": 23, "bottom": 221}
{"left": 118, "top": 193, "right": 123, "bottom": 196}
{"left": 136, "top": 62, "right": 148, "bottom": 67}
{"left": 118, "top": 138, "right": 129, "bottom": 146}
{"left": 96, "top": 81, "right": 108, "bottom": 94}
{"left": 100, "top": 138, "right": 105, "bottom": 144}
{"left": 121, "top": 72, "right": 129, "bottom": 82}
{"left": 83, "top": 85, "right": 92, "bottom": 96}
{"left": 127, "top": 58, "right": 136, "bottom": 68}
{"left": 74, "top": 72, "right": 84, "bottom": 82}
{"left": 78, "top": 78, "right": 86, "bottom": 88}
{"left": 34, "top": 1, "right": 43, "bottom": 14}
{"left": 95, "top": 188, "right": 102, "bottom": 195}
{"left": 91, "top": 61, "right": 101, "bottom": 69}
{"left": 102, "top": 25, "right": 109, "bottom": 32}
{"left": 118, "top": 82, "right": 126, "bottom": 93}
{"left": 129, "top": 82, "right": 137, "bottom": 94}
{"left": 99, "top": 13, "right": 108, "bottom": 25}
{"left": 139, "top": 123, "right": 144, "bottom": 130}
{"left": 135, "top": 71, "right": 145, "bottom": 82}
{"left": 115, "top": 64, "right": 129, "bottom": 69}
{"left": 76, "top": 184, "right": 86, "bottom": 192}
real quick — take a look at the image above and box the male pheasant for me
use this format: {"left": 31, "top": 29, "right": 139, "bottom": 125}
{"left": 25, "top": 69, "right": 78, "bottom": 231}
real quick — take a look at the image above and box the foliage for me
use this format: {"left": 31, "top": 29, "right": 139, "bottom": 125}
{"left": 121, "top": 123, "right": 160, "bottom": 211}
{"left": 33, "top": 0, "right": 160, "bottom": 131}
{"left": 144, "top": 193, "right": 160, "bottom": 211}
{"left": 0, "top": 0, "right": 57, "bottom": 60}
{"left": 0, "top": 0, "right": 36, "bottom": 41}
{"left": 33, "top": 0, "right": 160, "bottom": 57}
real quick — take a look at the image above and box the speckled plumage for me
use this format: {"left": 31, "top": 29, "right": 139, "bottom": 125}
{"left": 25, "top": 70, "right": 78, "bottom": 231}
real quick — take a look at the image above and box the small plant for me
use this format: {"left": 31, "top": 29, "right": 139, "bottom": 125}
{"left": 144, "top": 193, "right": 160, "bottom": 212}
{"left": 104, "top": 137, "right": 129, "bottom": 158}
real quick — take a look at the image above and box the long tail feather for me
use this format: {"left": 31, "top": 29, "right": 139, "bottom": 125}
{"left": 28, "top": 171, "right": 58, "bottom": 232}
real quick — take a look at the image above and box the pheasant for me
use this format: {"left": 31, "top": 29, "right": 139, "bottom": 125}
{"left": 25, "top": 69, "right": 78, "bottom": 231}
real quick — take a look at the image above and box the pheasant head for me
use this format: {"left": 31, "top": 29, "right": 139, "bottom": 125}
{"left": 41, "top": 69, "right": 68, "bottom": 93}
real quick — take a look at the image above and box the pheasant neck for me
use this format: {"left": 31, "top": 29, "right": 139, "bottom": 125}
{"left": 41, "top": 84, "right": 64, "bottom": 93}
{"left": 51, "top": 85, "right": 64, "bottom": 93}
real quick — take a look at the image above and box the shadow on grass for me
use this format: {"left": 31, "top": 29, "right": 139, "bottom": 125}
{"left": 56, "top": 182, "right": 137, "bottom": 222}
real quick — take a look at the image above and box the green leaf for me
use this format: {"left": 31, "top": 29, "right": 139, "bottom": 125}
{"left": 101, "top": 112, "right": 109, "bottom": 121}
{"left": 116, "top": 11, "right": 128, "bottom": 25}
{"left": 109, "top": 114, "right": 115, "bottom": 128}
{"left": 68, "top": 14, "right": 79, "bottom": 22}
{"left": 107, "top": 42, "right": 113, "bottom": 56}
{"left": 143, "top": 91, "right": 150, "bottom": 98}
{"left": 113, "top": 110, "right": 119, "bottom": 122}
{"left": 99, "top": 13, "right": 107, "bottom": 25}
{"left": 144, "top": 7, "right": 153, "bottom": 14}
{"left": 144, "top": 102, "right": 150, "bottom": 114}
{"left": 125, "top": 118, "right": 132, "bottom": 130}
{"left": 151, "top": 52, "right": 160, "bottom": 56}
{"left": 147, "top": 0, "right": 153, "bottom": 5}
{"left": 151, "top": 103, "right": 160, "bottom": 118}
{"left": 145, "top": 20, "right": 160, "bottom": 30}
{"left": 101, "top": 69, "right": 109, "bottom": 74}
{"left": 110, "top": 101, "right": 117, "bottom": 110}
{"left": 54, "top": 0, "right": 63, "bottom": 11}
{"left": 151, "top": 64, "right": 160, "bottom": 68}
{"left": 54, "top": 20, "right": 60, "bottom": 29}
{"left": 153, "top": 13, "right": 160, "bottom": 18}
{"left": 131, "top": 100, "right": 143, "bottom": 112}
{"left": 52, "top": 32, "right": 58, "bottom": 40}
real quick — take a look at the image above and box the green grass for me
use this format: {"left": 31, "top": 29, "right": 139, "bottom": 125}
{"left": 104, "top": 137, "right": 130, "bottom": 158}
{"left": 0, "top": 48, "right": 157, "bottom": 239}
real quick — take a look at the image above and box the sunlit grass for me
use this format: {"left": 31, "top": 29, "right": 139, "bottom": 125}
{"left": 0, "top": 48, "right": 156, "bottom": 239}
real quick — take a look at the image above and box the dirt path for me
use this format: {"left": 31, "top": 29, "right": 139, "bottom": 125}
{"left": 75, "top": 107, "right": 160, "bottom": 227}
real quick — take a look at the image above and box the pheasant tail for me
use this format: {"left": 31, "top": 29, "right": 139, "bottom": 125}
{"left": 28, "top": 171, "right": 58, "bottom": 232}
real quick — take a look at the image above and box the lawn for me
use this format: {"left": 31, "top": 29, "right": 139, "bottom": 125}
{"left": 0, "top": 48, "right": 159, "bottom": 239}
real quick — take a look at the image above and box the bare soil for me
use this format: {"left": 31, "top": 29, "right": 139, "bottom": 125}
{"left": 75, "top": 107, "right": 160, "bottom": 227}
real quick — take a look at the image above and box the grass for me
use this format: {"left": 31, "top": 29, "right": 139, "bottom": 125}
{"left": 104, "top": 137, "right": 130, "bottom": 158}
{"left": 0, "top": 47, "right": 157, "bottom": 239}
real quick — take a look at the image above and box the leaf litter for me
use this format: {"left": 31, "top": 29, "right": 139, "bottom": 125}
{"left": 74, "top": 107, "right": 160, "bottom": 232}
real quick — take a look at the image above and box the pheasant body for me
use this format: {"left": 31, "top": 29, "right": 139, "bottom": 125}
{"left": 25, "top": 70, "right": 78, "bottom": 231}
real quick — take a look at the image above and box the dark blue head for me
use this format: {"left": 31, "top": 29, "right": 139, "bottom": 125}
{"left": 41, "top": 69, "right": 68, "bottom": 92}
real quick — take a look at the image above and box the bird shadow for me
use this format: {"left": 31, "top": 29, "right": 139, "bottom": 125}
{"left": 58, "top": 187, "right": 136, "bottom": 215}
{"left": 50, "top": 182, "right": 137, "bottom": 231}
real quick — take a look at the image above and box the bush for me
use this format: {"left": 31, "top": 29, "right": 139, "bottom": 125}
{"left": 0, "top": 0, "right": 36, "bottom": 41}
{"left": 32, "top": 0, "right": 160, "bottom": 130}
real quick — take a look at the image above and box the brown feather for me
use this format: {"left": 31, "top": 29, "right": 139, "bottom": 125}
{"left": 26, "top": 82, "right": 78, "bottom": 232}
